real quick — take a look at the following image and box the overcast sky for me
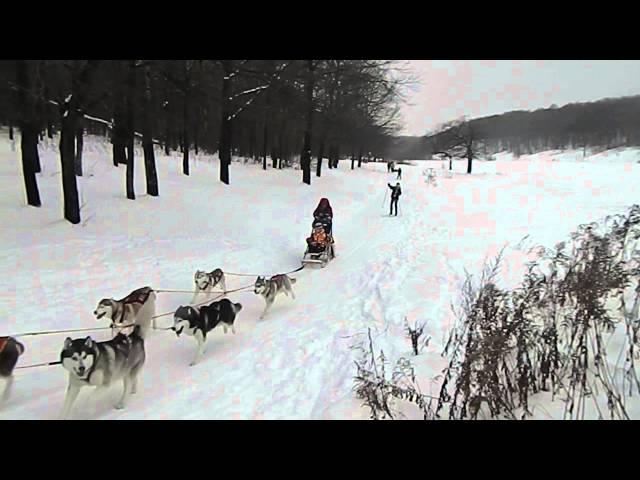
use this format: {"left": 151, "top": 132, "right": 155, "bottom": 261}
{"left": 400, "top": 60, "right": 640, "bottom": 136}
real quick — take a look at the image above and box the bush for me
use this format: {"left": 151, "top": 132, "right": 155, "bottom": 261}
{"left": 436, "top": 206, "right": 640, "bottom": 420}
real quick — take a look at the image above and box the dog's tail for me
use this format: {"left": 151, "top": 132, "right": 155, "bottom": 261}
{"left": 233, "top": 302, "right": 243, "bottom": 313}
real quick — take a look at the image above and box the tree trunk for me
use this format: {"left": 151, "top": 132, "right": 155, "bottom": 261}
{"left": 182, "top": 91, "right": 190, "bottom": 176}
{"left": 59, "top": 99, "right": 81, "bottom": 224}
{"left": 32, "top": 136, "right": 41, "bottom": 173}
{"left": 466, "top": 147, "right": 473, "bottom": 174}
{"left": 449, "top": 156, "right": 452, "bottom": 171}
{"left": 113, "top": 138, "right": 127, "bottom": 167}
{"left": 143, "top": 64, "right": 159, "bottom": 197}
{"left": 9, "top": 124, "right": 14, "bottom": 140}
{"left": 278, "top": 122, "right": 285, "bottom": 170}
{"left": 21, "top": 124, "right": 42, "bottom": 207}
{"left": 262, "top": 118, "right": 269, "bottom": 171}
{"left": 125, "top": 60, "right": 136, "bottom": 200}
{"left": 16, "top": 60, "right": 42, "bottom": 207}
{"left": 316, "top": 139, "right": 324, "bottom": 177}
{"left": 301, "top": 60, "right": 315, "bottom": 185}
{"left": 43, "top": 82, "right": 54, "bottom": 139}
{"left": 194, "top": 116, "right": 199, "bottom": 156}
{"left": 126, "top": 141, "right": 135, "bottom": 200}
{"left": 112, "top": 62, "right": 128, "bottom": 167}
{"left": 357, "top": 148, "right": 363, "bottom": 168}
{"left": 249, "top": 120, "right": 257, "bottom": 162}
{"left": 164, "top": 119, "right": 171, "bottom": 155}
{"left": 218, "top": 61, "right": 232, "bottom": 185}
{"left": 75, "top": 125, "right": 84, "bottom": 176}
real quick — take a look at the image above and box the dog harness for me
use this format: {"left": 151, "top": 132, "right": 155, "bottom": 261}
{"left": 0, "top": 337, "right": 7, "bottom": 355}
{"left": 118, "top": 287, "right": 153, "bottom": 306}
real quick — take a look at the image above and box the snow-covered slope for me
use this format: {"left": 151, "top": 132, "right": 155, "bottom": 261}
{"left": 2, "top": 133, "right": 640, "bottom": 419}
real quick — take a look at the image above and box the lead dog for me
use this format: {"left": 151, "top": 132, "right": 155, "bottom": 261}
{"left": 173, "top": 299, "right": 243, "bottom": 366}
{"left": 192, "top": 268, "right": 226, "bottom": 303}
{"left": 254, "top": 274, "right": 297, "bottom": 319}
{"left": 0, "top": 337, "right": 25, "bottom": 405}
{"left": 59, "top": 325, "right": 146, "bottom": 420}
{"left": 93, "top": 286, "right": 157, "bottom": 338}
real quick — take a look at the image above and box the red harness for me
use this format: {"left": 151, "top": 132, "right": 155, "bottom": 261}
{"left": 0, "top": 337, "right": 8, "bottom": 355}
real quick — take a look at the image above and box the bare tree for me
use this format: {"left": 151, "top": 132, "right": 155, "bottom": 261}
{"left": 430, "top": 119, "right": 486, "bottom": 174}
{"left": 15, "top": 60, "right": 41, "bottom": 207}
{"left": 142, "top": 63, "right": 159, "bottom": 197}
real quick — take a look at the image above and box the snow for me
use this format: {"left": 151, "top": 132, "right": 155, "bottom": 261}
{"left": 2, "top": 130, "right": 640, "bottom": 419}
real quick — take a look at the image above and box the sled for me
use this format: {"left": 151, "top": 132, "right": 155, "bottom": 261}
{"left": 302, "top": 238, "right": 335, "bottom": 268}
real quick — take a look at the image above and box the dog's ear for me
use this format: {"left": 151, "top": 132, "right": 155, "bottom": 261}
{"left": 64, "top": 337, "right": 73, "bottom": 350}
{"left": 84, "top": 337, "right": 93, "bottom": 348}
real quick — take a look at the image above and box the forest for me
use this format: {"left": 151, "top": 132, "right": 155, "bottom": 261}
{"left": 0, "top": 60, "right": 407, "bottom": 224}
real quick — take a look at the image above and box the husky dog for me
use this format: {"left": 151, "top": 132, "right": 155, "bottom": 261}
{"left": 93, "top": 286, "right": 157, "bottom": 338}
{"left": 0, "top": 337, "right": 25, "bottom": 405}
{"left": 173, "top": 299, "right": 243, "bottom": 366}
{"left": 192, "top": 268, "right": 226, "bottom": 303}
{"left": 59, "top": 325, "right": 146, "bottom": 420}
{"left": 254, "top": 274, "right": 297, "bottom": 319}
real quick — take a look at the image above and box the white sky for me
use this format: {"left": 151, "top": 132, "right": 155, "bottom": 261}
{"left": 399, "top": 60, "right": 640, "bottom": 136}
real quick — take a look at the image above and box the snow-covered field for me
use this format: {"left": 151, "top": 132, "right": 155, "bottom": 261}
{"left": 2, "top": 132, "right": 639, "bottom": 420}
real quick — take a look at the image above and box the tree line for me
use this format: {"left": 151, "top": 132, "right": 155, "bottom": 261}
{"left": 0, "top": 60, "right": 408, "bottom": 224}
{"left": 385, "top": 95, "right": 640, "bottom": 173}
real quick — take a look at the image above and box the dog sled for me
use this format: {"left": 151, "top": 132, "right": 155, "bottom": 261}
{"left": 302, "top": 218, "right": 335, "bottom": 268}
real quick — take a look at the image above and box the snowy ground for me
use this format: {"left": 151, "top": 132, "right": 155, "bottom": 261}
{"left": 1, "top": 131, "right": 640, "bottom": 420}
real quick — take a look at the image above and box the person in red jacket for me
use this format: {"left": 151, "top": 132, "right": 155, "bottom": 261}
{"left": 313, "top": 198, "right": 333, "bottom": 235}
{"left": 314, "top": 198, "right": 333, "bottom": 218}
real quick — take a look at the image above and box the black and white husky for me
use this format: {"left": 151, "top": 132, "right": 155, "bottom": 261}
{"left": 173, "top": 299, "right": 243, "bottom": 366}
{"left": 0, "top": 336, "right": 25, "bottom": 405}
{"left": 59, "top": 325, "right": 146, "bottom": 420}
{"left": 254, "top": 274, "right": 297, "bottom": 319}
{"left": 192, "top": 268, "right": 226, "bottom": 303}
{"left": 93, "top": 286, "right": 157, "bottom": 338}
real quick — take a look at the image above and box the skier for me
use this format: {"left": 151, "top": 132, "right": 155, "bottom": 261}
{"left": 387, "top": 182, "right": 402, "bottom": 217}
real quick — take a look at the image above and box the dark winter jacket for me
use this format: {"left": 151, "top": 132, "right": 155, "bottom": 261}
{"left": 313, "top": 198, "right": 333, "bottom": 219}
{"left": 388, "top": 184, "right": 402, "bottom": 200}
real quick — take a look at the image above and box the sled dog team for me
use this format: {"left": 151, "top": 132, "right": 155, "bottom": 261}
{"left": 1, "top": 198, "right": 334, "bottom": 419}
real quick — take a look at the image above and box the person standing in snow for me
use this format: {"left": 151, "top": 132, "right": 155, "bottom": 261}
{"left": 388, "top": 182, "right": 402, "bottom": 216}
{"left": 396, "top": 167, "right": 402, "bottom": 180}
